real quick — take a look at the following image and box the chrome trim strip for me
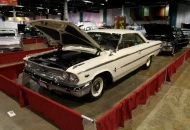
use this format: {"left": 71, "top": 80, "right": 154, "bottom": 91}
{"left": 78, "top": 43, "right": 161, "bottom": 74}
{"left": 73, "top": 63, "right": 85, "bottom": 69}
{"left": 120, "top": 48, "right": 160, "bottom": 68}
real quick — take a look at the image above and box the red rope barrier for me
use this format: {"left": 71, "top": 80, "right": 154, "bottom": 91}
{"left": 97, "top": 49, "right": 190, "bottom": 130}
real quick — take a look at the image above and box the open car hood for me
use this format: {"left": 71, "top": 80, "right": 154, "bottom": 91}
{"left": 144, "top": 24, "right": 173, "bottom": 36}
{"left": 28, "top": 19, "right": 104, "bottom": 51}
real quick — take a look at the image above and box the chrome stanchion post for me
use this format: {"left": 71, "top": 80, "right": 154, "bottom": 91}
{"left": 81, "top": 115, "right": 97, "bottom": 130}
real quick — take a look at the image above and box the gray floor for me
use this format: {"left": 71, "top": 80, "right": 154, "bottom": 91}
{"left": 120, "top": 56, "right": 190, "bottom": 130}
{"left": 0, "top": 45, "right": 190, "bottom": 130}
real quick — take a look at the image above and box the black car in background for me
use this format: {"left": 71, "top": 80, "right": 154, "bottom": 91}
{"left": 144, "top": 24, "right": 189, "bottom": 55}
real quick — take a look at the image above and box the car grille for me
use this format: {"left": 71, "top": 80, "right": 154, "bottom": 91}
{"left": 25, "top": 61, "right": 63, "bottom": 80}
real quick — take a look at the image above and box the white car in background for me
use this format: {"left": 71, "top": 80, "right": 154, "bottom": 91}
{"left": 126, "top": 25, "right": 146, "bottom": 35}
{"left": 77, "top": 21, "right": 104, "bottom": 31}
{"left": 24, "top": 19, "right": 161, "bottom": 100}
{"left": 0, "top": 22, "right": 22, "bottom": 53}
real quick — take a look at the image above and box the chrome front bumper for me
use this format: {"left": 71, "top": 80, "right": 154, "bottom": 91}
{"left": 24, "top": 71, "right": 91, "bottom": 97}
{"left": 161, "top": 46, "right": 173, "bottom": 52}
{"left": 0, "top": 44, "right": 22, "bottom": 53}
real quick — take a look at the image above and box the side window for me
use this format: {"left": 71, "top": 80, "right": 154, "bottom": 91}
{"left": 134, "top": 34, "right": 145, "bottom": 45}
{"left": 118, "top": 34, "right": 135, "bottom": 50}
{"left": 118, "top": 33, "right": 145, "bottom": 50}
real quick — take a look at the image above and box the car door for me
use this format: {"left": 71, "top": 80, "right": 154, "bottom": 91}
{"left": 112, "top": 33, "right": 143, "bottom": 81}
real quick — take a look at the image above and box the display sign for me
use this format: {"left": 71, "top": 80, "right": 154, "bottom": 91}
{"left": 7, "top": 110, "right": 16, "bottom": 117}
{"left": 0, "top": 0, "right": 17, "bottom": 5}
{"left": 114, "top": 16, "right": 126, "bottom": 29}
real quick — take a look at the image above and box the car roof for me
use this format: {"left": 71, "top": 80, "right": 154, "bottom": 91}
{"left": 87, "top": 29, "right": 140, "bottom": 35}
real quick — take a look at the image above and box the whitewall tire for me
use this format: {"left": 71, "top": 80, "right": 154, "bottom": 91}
{"left": 87, "top": 76, "right": 105, "bottom": 100}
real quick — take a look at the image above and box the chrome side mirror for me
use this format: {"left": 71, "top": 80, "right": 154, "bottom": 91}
{"left": 109, "top": 49, "right": 115, "bottom": 56}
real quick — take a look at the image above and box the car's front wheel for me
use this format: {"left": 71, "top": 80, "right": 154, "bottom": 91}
{"left": 87, "top": 76, "right": 105, "bottom": 101}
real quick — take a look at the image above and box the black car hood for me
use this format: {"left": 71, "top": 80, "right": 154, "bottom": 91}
{"left": 28, "top": 19, "right": 104, "bottom": 52}
{"left": 144, "top": 24, "right": 173, "bottom": 36}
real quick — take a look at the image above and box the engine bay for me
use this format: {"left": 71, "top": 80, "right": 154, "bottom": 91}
{"left": 28, "top": 50, "right": 97, "bottom": 70}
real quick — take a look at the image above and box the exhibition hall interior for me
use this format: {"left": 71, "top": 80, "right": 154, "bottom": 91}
{"left": 1, "top": 0, "right": 190, "bottom": 130}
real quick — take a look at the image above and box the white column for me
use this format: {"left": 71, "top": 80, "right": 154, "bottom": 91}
{"left": 13, "top": 7, "right": 16, "bottom": 22}
{"left": 121, "top": 5, "right": 125, "bottom": 16}
{"left": 64, "top": 0, "right": 69, "bottom": 21}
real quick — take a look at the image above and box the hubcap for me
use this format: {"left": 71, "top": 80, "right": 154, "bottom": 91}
{"left": 94, "top": 81, "right": 100, "bottom": 91}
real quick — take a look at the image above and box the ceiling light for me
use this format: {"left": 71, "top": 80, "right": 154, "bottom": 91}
{"left": 36, "top": 7, "right": 44, "bottom": 9}
{"left": 83, "top": 0, "right": 93, "bottom": 4}
{"left": 54, "top": 9, "right": 58, "bottom": 10}
{"left": 16, "top": 5, "right": 24, "bottom": 7}
{"left": 100, "top": 3, "right": 104, "bottom": 5}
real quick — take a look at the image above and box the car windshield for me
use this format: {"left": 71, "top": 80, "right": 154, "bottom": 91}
{"left": 0, "top": 30, "right": 16, "bottom": 37}
{"left": 0, "top": 33, "right": 15, "bottom": 36}
{"left": 87, "top": 32, "right": 121, "bottom": 50}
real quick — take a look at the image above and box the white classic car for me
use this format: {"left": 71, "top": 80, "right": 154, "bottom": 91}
{"left": 24, "top": 19, "right": 161, "bottom": 100}
{"left": 0, "top": 22, "right": 22, "bottom": 53}
{"left": 126, "top": 25, "right": 146, "bottom": 35}
{"left": 77, "top": 21, "right": 104, "bottom": 31}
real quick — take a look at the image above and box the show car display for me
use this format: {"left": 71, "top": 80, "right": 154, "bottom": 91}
{"left": 144, "top": 24, "right": 189, "bottom": 55}
{"left": 24, "top": 19, "right": 162, "bottom": 100}
{"left": 126, "top": 24, "right": 146, "bottom": 35}
{"left": 0, "top": 22, "right": 22, "bottom": 53}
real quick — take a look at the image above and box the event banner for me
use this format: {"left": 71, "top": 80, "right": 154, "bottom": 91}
{"left": 0, "top": 0, "right": 17, "bottom": 5}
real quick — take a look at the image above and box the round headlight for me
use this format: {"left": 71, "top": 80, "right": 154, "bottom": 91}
{"left": 69, "top": 73, "right": 79, "bottom": 83}
{"left": 167, "top": 42, "right": 172, "bottom": 46}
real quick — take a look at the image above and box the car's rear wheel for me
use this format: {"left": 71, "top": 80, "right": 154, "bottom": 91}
{"left": 87, "top": 76, "right": 105, "bottom": 101}
{"left": 143, "top": 56, "right": 152, "bottom": 69}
